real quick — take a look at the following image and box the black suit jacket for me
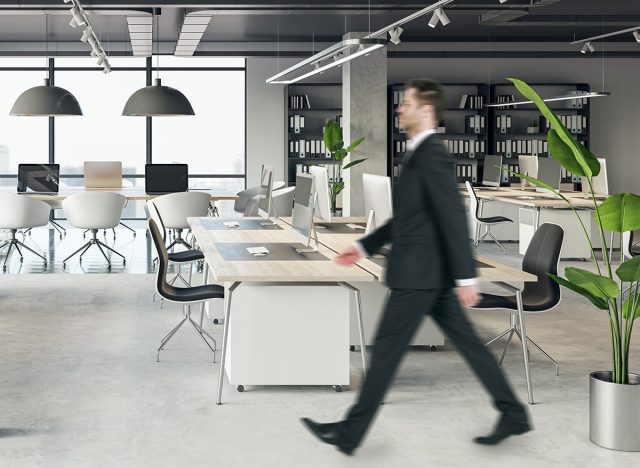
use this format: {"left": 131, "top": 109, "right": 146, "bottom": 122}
{"left": 360, "top": 135, "right": 476, "bottom": 290}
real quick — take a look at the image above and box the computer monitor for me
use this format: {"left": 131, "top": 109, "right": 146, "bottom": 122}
{"left": 309, "top": 165, "right": 332, "bottom": 223}
{"left": 258, "top": 165, "right": 276, "bottom": 224}
{"left": 581, "top": 158, "right": 608, "bottom": 198}
{"left": 517, "top": 155, "right": 538, "bottom": 188}
{"left": 363, "top": 173, "right": 393, "bottom": 234}
{"left": 17, "top": 164, "right": 60, "bottom": 193}
{"left": 536, "top": 158, "right": 561, "bottom": 193}
{"left": 482, "top": 155, "right": 503, "bottom": 188}
{"left": 294, "top": 173, "right": 314, "bottom": 208}
{"left": 84, "top": 161, "right": 122, "bottom": 188}
{"left": 291, "top": 200, "right": 319, "bottom": 254}
{"left": 145, "top": 164, "right": 188, "bottom": 194}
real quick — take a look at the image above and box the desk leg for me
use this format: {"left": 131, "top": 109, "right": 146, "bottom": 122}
{"left": 535, "top": 207, "right": 541, "bottom": 230}
{"left": 339, "top": 282, "right": 367, "bottom": 377}
{"left": 216, "top": 281, "right": 240, "bottom": 405}
{"left": 516, "top": 290, "right": 534, "bottom": 404}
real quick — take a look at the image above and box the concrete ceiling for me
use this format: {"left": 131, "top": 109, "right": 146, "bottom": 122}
{"left": 0, "top": 1, "right": 638, "bottom": 48}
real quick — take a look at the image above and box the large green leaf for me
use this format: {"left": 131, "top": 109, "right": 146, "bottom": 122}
{"left": 595, "top": 193, "right": 640, "bottom": 232}
{"left": 547, "top": 129, "right": 600, "bottom": 177}
{"left": 345, "top": 136, "right": 365, "bottom": 153}
{"left": 616, "top": 256, "right": 640, "bottom": 282}
{"left": 565, "top": 267, "right": 619, "bottom": 299}
{"left": 622, "top": 294, "right": 640, "bottom": 321}
{"left": 508, "top": 78, "right": 593, "bottom": 177}
{"left": 342, "top": 158, "right": 367, "bottom": 170}
{"left": 547, "top": 273, "right": 609, "bottom": 310}
{"left": 323, "top": 120, "right": 343, "bottom": 153}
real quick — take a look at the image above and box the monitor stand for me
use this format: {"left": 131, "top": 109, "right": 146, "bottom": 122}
{"left": 295, "top": 224, "right": 320, "bottom": 254}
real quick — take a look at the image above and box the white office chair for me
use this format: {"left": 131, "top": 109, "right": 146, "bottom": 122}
{"left": 234, "top": 181, "right": 286, "bottom": 214}
{"left": 244, "top": 185, "right": 296, "bottom": 217}
{"left": 0, "top": 194, "right": 50, "bottom": 271}
{"left": 62, "top": 192, "right": 127, "bottom": 269}
{"left": 465, "top": 181, "right": 513, "bottom": 252}
{"left": 152, "top": 192, "right": 211, "bottom": 251}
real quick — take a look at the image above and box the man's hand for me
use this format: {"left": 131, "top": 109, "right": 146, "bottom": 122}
{"left": 334, "top": 245, "right": 362, "bottom": 266}
{"left": 456, "top": 284, "right": 480, "bottom": 308}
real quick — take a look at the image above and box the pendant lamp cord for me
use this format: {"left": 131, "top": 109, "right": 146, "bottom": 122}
{"left": 156, "top": 12, "right": 160, "bottom": 80}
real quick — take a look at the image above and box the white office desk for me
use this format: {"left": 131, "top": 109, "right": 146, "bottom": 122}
{"left": 188, "top": 216, "right": 375, "bottom": 404}
{"left": 462, "top": 187, "right": 602, "bottom": 258}
{"left": 0, "top": 186, "right": 239, "bottom": 201}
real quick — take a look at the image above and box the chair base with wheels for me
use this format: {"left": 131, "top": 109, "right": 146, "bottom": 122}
{"left": 63, "top": 229, "right": 126, "bottom": 269}
{"left": 1, "top": 229, "right": 47, "bottom": 271}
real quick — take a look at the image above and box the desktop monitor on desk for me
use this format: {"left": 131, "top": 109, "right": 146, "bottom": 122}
{"left": 536, "top": 157, "right": 561, "bottom": 193}
{"left": 517, "top": 155, "right": 538, "bottom": 188}
{"left": 291, "top": 197, "right": 319, "bottom": 254}
{"left": 309, "top": 166, "right": 332, "bottom": 223}
{"left": 294, "top": 173, "right": 314, "bottom": 208}
{"left": 258, "top": 165, "right": 277, "bottom": 224}
{"left": 581, "top": 158, "right": 608, "bottom": 198}
{"left": 84, "top": 161, "right": 122, "bottom": 188}
{"left": 17, "top": 164, "right": 60, "bottom": 193}
{"left": 145, "top": 164, "right": 188, "bottom": 195}
{"left": 363, "top": 173, "right": 393, "bottom": 235}
{"left": 482, "top": 155, "right": 503, "bottom": 188}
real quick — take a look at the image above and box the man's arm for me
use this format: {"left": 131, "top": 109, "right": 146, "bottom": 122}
{"left": 358, "top": 220, "right": 392, "bottom": 256}
{"left": 416, "top": 144, "right": 476, "bottom": 282}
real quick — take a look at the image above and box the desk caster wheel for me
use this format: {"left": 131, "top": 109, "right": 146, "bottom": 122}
{"left": 333, "top": 385, "right": 343, "bottom": 393}
{"left": 428, "top": 345, "right": 438, "bottom": 352}
{"left": 236, "top": 385, "right": 244, "bottom": 393}
{"left": 349, "top": 345, "right": 355, "bottom": 352}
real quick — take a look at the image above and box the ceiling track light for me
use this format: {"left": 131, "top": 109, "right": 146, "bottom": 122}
{"left": 65, "top": 1, "right": 111, "bottom": 74}
{"left": 486, "top": 91, "right": 610, "bottom": 108}
{"left": 428, "top": 11, "right": 440, "bottom": 28}
{"left": 266, "top": 0, "right": 454, "bottom": 85}
{"left": 388, "top": 27, "right": 403, "bottom": 45}
{"left": 580, "top": 41, "right": 595, "bottom": 54}
{"left": 428, "top": 7, "right": 450, "bottom": 28}
{"left": 571, "top": 25, "right": 640, "bottom": 51}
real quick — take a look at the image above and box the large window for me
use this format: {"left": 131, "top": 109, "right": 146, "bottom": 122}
{"left": 0, "top": 57, "right": 246, "bottom": 217}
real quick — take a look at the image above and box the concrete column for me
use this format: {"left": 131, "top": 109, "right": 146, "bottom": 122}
{"left": 342, "top": 32, "right": 388, "bottom": 216}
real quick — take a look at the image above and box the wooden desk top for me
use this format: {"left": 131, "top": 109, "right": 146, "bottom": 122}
{"left": 279, "top": 217, "right": 535, "bottom": 283}
{"left": 188, "top": 217, "right": 375, "bottom": 283}
{"left": 462, "top": 187, "right": 598, "bottom": 209}
{"left": 0, "top": 186, "right": 238, "bottom": 201}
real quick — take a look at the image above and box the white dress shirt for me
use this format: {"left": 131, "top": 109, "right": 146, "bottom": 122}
{"left": 355, "top": 127, "right": 476, "bottom": 287}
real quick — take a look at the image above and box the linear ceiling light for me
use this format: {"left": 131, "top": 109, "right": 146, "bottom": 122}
{"left": 127, "top": 15, "right": 153, "bottom": 57}
{"left": 266, "top": 0, "right": 455, "bottom": 85}
{"left": 485, "top": 91, "right": 610, "bottom": 108}
{"left": 175, "top": 12, "right": 213, "bottom": 56}
{"left": 571, "top": 25, "right": 640, "bottom": 51}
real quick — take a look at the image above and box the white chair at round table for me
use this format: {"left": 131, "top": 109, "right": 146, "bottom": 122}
{"left": 152, "top": 192, "right": 211, "bottom": 251}
{"left": 62, "top": 192, "right": 127, "bottom": 269}
{"left": 0, "top": 193, "right": 51, "bottom": 271}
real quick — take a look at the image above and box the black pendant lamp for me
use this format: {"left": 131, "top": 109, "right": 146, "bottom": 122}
{"left": 10, "top": 15, "right": 83, "bottom": 117}
{"left": 122, "top": 12, "right": 194, "bottom": 117}
{"left": 11, "top": 78, "right": 83, "bottom": 116}
{"left": 122, "top": 78, "right": 194, "bottom": 116}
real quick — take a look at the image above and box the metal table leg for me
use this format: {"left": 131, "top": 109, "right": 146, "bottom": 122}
{"left": 339, "top": 282, "right": 367, "bottom": 377}
{"left": 216, "top": 281, "right": 240, "bottom": 405}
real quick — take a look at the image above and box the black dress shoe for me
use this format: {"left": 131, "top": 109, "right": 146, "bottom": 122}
{"left": 300, "top": 418, "right": 356, "bottom": 455}
{"left": 473, "top": 415, "right": 531, "bottom": 445}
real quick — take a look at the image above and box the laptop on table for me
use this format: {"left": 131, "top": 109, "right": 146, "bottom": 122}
{"left": 145, "top": 164, "right": 188, "bottom": 195}
{"left": 17, "top": 164, "right": 60, "bottom": 195}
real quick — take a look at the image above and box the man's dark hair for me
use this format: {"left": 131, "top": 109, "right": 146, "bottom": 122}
{"left": 405, "top": 79, "right": 445, "bottom": 122}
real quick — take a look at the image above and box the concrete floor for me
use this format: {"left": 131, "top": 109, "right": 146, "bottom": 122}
{"left": 0, "top": 243, "right": 639, "bottom": 467}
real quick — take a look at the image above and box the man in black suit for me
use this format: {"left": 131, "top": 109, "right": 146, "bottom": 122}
{"left": 301, "top": 79, "right": 531, "bottom": 455}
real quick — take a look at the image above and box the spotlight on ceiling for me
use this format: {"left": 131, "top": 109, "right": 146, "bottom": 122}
{"left": 633, "top": 30, "right": 640, "bottom": 43}
{"left": 499, "top": 0, "right": 509, "bottom": 3}
{"left": 580, "top": 41, "right": 595, "bottom": 53}
{"left": 69, "top": 6, "right": 86, "bottom": 28}
{"left": 428, "top": 7, "right": 450, "bottom": 28}
{"left": 389, "top": 26, "right": 403, "bottom": 45}
{"left": 80, "top": 26, "right": 93, "bottom": 43}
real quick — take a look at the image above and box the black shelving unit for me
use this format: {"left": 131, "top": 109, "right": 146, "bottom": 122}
{"left": 388, "top": 83, "right": 489, "bottom": 186}
{"left": 488, "top": 82, "right": 591, "bottom": 186}
{"left": 285, "top": 83, "right": 342, "bottom": 186}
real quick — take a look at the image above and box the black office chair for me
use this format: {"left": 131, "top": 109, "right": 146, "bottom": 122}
{"left": 472, "top": 223, "right": 564, "bottom": 375}
{"left": 465, "top": 182, "right": 513, "bottom": 252}
{"left": 149, "top": 219, "right": 224, "bottom": 362}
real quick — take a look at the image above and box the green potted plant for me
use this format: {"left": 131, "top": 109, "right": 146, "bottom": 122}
{"left": 506, "top": 78, "right": 640, "bottom": 451}
{"left": 322, "top": 119, "right": 366, "bottom": 214}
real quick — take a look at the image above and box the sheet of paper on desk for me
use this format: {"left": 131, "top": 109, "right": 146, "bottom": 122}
{"left": 246, "top": 246, "right": 270, "bottom": 256}
{"left": 224, "top": 221, "right": 240, "bottom": 228}
{"left": 346, "top": 223, "right": 366, "bottom": 230}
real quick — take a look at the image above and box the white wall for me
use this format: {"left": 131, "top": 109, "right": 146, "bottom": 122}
{"left": 246, "top": 55, "right": 640, "bottom": 195}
